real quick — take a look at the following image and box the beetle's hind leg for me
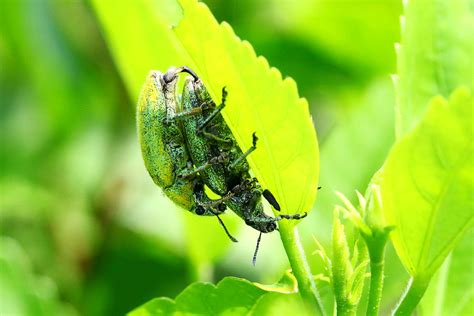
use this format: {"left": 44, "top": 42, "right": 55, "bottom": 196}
{"left": 192, "top": 179, "right": 227, "bottom": 215}
{"left": 196, "top": 178, "right": 257, "bottom": 211}
{"left": 192, "top": 181, "right": 238, "bottom": 242}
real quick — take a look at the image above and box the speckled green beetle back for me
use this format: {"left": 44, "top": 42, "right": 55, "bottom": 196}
{"left": 137, "top": 71, "right": 194, "bottom": 210}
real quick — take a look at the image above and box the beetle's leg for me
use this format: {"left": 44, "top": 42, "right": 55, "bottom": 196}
{"left": 198, "top": 179, "right": 255, "bottom": 208}
{"left": 167, "top": 100, "right": 214, "bottom": 122}
{"left": 198, "top": 87, "right": 228, "bottom": 131}
{"left": 273, "top": 212, "right": 308, "bottom": 221}
{"left": 225, "top": 178, "right": 258, "bottom": 194}
{"left": 249, "top": 212, "right": 308, "bottom": 223}
{"left": 198, "top": 190, "right": 234, "bottom": 209}
{"left": 202, "top": 130, "right": 233, "bottom": 145}
{"left": 192, "top": 180, "right": 238, "bottom": 243}
{"left": 194, "top": 199, "right": 227, "bottom": 215}
{"left": 171, "top": 107, "right": 203, "bottom": 120}
{"left": 193, "top": 181, "right": 228, "bottom": 215}
{"left": 196, "top": 179, "right": 257, "bottom": 215}
{"left": 229, "top": 132, "right": 258, "bottom": 170}
{"left": 178, "top": 152, "right": 230, "bottom": 179}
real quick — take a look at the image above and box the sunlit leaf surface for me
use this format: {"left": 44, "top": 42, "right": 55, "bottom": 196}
{"left": 382, "top": 88, "right": 473, "bottom": 277}
{"left": 92, "top": 0, "right": 319, "bottom": 217}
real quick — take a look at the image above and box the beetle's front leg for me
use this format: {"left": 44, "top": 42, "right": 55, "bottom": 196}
{"left": 250, "top": 212, "right": 308, "bottom": 224}
{"left": 166, "top": 100, "right": 213, "bottom": 123}
{"left": 192, "top": 180, "right": 238, "bottom": 242}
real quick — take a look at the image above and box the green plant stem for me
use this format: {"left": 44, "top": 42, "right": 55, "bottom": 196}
{"left": 367, "top": 255, "right": 384, "bottom": 316}
{"left": 279, "top": 222, "right": 325, "bottom": 315}
{"left": 393, "top": 276, "right": 431, "bottom": 315}
{"left": 365, "top": 232, "right": 389, "bottom": 316}
{"left": 337, "top": 303, "right": 357, "bottom": 316}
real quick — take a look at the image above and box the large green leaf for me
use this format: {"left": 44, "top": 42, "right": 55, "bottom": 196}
{"left": 92, "top": 0, "right": 319, "bottom": 217}
{"left": 395, "top": 0, "right": 473, "bottom": 137}
{"left": 381, "top": 87, "right": 473, "bottom": 278}
{"left": 248, "top": 292, "right": 308, "bottom": 316}
{"left": 128, "top": 275, "right": 309, "bottom": 315}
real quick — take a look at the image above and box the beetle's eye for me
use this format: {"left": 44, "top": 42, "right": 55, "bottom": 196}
{"left": 267, "top": 222, "right": 277, "bottom": 232}
{"left": 195, "top": 205, "right": 205, "bottom": 215}
{"left": 163, "top": 68, "right": 177, "bottom": 83}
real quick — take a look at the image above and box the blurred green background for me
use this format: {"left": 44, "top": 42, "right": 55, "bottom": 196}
{"left": 0, "top": 0, "right": 419, "bottom": 315}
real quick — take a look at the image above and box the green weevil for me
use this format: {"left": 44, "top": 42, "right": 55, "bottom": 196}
{"left": 164, "top": 67, "right": 307, "bottom": 262}
{"left": 137, "top": 70, "right": 239, "bottom": 241}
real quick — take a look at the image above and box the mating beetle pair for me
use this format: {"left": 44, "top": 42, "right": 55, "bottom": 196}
{"left": 137, "top": 66, "right": 306, "bottom": 263}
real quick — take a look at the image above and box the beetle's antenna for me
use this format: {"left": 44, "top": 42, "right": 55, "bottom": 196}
{"left": 214, "top": 213, "right": 238, "bottom": 242}
{"left": 252, "top": 232, "right": 263, "bottom": 266}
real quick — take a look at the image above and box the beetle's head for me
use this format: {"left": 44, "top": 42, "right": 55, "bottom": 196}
{"left": 229, "top": 188, "right": 277, "bottom": 234}
{"left": 246, "top": 217, "right": 277, "bottom": 233}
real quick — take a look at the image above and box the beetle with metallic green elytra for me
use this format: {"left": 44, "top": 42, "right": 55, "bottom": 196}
{"left": 137, "top": 70, "right": 244, "bottom": 241}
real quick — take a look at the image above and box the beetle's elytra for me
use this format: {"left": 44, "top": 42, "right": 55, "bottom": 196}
{"left": 137, "top": 71, "right": 228, "bottom": 218}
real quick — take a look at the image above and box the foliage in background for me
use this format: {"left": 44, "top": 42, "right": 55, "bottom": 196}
{"left": 1, "top": 0, "right": 472, "bottom": 315}
{"left": 382, "top": 0, "right": 473, "bottom": 313}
